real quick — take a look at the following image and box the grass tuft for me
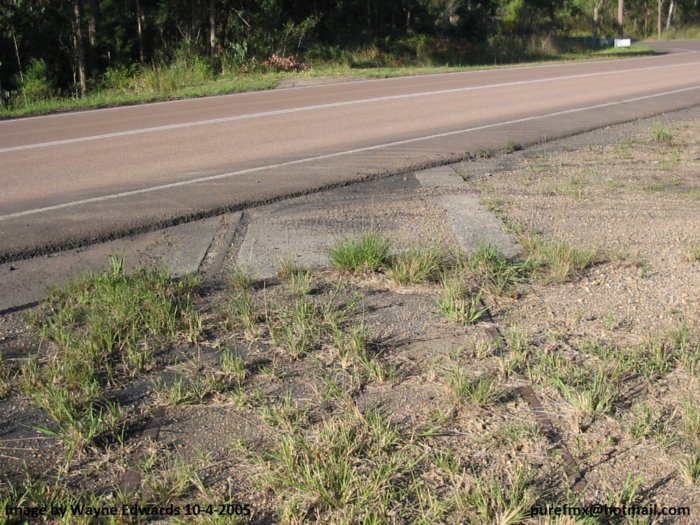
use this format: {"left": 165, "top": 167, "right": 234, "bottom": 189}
{"left": 447, "top": 369, "right": 501, "bottom": 406}
{"left": 329, "top": 233, "right": 391, "bottom": 273}
{"left": 678, "top": 449, "right": 700, "bottom": 485}
{"left": 689, "top": 242, "right": 700, "bottom": 262}
{"left": 228, "top": 265, "right": 256, "bottom": 292}
{"left": 265, "top": 409, "right": 427, "bottom": 522}
{"left": 439, "top": 274, "right": 486, "bottom": 325}
{"left": 461, "top": 244, "right": 528, "bottom": 295}
{"left": 650, "top": 123, "right": 673, "bottom": 143}
{"left": 386, "top": 247, "right": 447, "bottom": 285}
{"left": 521, "top": 233, "right": 597, "bottom": 283}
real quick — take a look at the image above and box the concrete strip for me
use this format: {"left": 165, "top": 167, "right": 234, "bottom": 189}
{"left": 238, "top": 217, "right": 335, "bottom": 280}
{"left": 236, "top": 175, "right": 452, "bottom": 280}
{"left": 412, "top": 165, "right": 465, "bottom": 188}
{"left": 412, "top": 164, "right": 520, "bottom": 257}
{"left": 438, "top": 194, "right": 520, "bottom": 258}
{"left": 0, "top": 216, "right": 223, "bottom": 313}
{"left": 147, "top": 216, "right": 224, "bottom": 277}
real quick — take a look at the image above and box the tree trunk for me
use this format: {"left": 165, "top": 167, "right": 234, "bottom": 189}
{"left": 72, "top": 0, "right": 87, "bottom": 96}
{"left": 666, "top": 0, "right": 675, "bottom": 30}
{"left": 88, "top": 0, "right": 100, "bottom": 46}
{"left": 209, "top": 0, "right": 216, "bottom": 55}
{"left": 11, "top": 32, "right": 23, "bottom": 84}
{"left": 658, "top": 0, "right": 665, "bottom": 38}
{"left": 218, "top": 0, "right": 229, "bottom": 55}
{"left": 617, "top": 0, "right": 625, "bottom": 36}
{"left": 136, "top": 0, "right": 144, "bottom": 63}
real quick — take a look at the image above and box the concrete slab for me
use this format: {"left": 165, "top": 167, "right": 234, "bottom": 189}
{"left": 412, "top": 165, "right": 464, "bottom": 188}
{"left": 236, "top": 175, "right": 453, "bottom": 280}
{"left": 238, "top": 218, "right": 335, "bottom": 280}
{"left": 147, "top": 216, "right": 226, "bottom": 278}
{"left": 439, "top": 194, "right": 520, "bottom": 258}
{"left": 0, "top": 215, "right": 231, "bottom": 313}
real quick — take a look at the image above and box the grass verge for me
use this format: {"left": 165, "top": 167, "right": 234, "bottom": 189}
{"left": 24, "top": 255, "right": 200, "bottom": 455}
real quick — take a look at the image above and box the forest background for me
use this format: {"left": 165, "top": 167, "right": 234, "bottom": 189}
{"left": 1, "top": 0, "right": 699, "bottom": 116}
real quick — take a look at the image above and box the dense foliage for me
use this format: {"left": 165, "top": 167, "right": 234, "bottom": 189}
{"left": 1, "top": 0, "right": 699, "bottom": 106}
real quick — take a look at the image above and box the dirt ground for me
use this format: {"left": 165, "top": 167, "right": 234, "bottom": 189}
{"left": 1, "top": 114, "right": 699, "bottom": 524}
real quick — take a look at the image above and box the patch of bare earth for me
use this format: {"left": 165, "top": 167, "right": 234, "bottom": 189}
{"left": 473, "top": 118, "right": 700, "bottom": 520}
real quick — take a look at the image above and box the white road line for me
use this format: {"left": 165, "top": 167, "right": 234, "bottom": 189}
{"left": 2, "top": 84, "right": 699, "bottom": 222}
{"left": 2, "top": 60, "right": 699, "bottom": 154}
{"left": 2, "top": 48, "right": 692, "bottom": 125}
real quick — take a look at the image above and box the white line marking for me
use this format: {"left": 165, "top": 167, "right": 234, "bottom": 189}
{"left": 3, "top": 60, "right": 699, "bottom": 154}
{"left": 2, "top": 84, "right": 699, "bottom": 222}
{"left": 2, "top": 48, "right": 692, "bottom": 125}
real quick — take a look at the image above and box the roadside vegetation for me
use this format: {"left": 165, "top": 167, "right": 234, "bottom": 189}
{"left": 0, "top": 0, "right": 672, "bottom": 119}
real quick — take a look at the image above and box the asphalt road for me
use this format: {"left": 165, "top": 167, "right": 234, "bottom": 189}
{"left": 2, "top": 41, "right": 700, "bottom": 261}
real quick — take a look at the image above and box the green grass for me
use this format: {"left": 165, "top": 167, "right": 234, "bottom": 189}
{"left": 680, "top": 399, "right": 700, "bottom": 447}
{"left": 438, "top": 274, "right": 487, "bottom": 325}
{"left": 550, "top": 367, "right": 618, "bottom": 431}
{"left": 689, "top": 242, "right": 700, "bottom": 262}
{"left": 625, "top": 402, "right": 672, "bottom": 444}
{"left": 454, "top": 465, "right": 540, "bottom": 525}
{"left": 678, "top": 449, "right": 700, "bottom": 485}
{"left": 461, "top": 244, "right": 528, "bottom": 295}
{"left": 386, "top": 247, "right": 447, "bottom": 285}
{"left": 278, "top": 298, "right": 325, "bottom": 359}
{"left": 0, "top": 355, "right": 12, "bottom": 399}
{"left": 228, "top": 265, "right": 256, "bottom": 292}
{"left": 329, "top": 233, "right": 391, "bottom": 273}
{"left": 264, "top": 409, "right": 440, "bottom": 522}
{"left": 228, "top": 290, "right": 260, "bottom": 340}
{"left": 521, "top": 233, "right": 597, "bottom": 284}
{"left": 650, "top": 122, "right": 674, "bottom": 143}
{"left": 447, "top": 369, "right": 502, "bottom": 406}
{"left": 25, "top": 255, "right": 200, "bottom": 455}
{"left": 278, "top": 257, "right": 316, "bottom": 295}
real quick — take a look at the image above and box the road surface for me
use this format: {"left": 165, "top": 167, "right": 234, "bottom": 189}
{"left": 2, "top": 41, "right": 700, "bottom": 261}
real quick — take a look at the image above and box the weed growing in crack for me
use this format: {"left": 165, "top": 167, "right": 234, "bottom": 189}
{"left": 329, "top": 233, "right": 391, "bottom": 273}
{"left": 228, "top": 265, "right": 256, "bottom": 292}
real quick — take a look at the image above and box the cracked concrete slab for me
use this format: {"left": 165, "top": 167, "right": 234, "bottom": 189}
{"left": 235, "top": 165, "right": 520, "bottom": 280}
